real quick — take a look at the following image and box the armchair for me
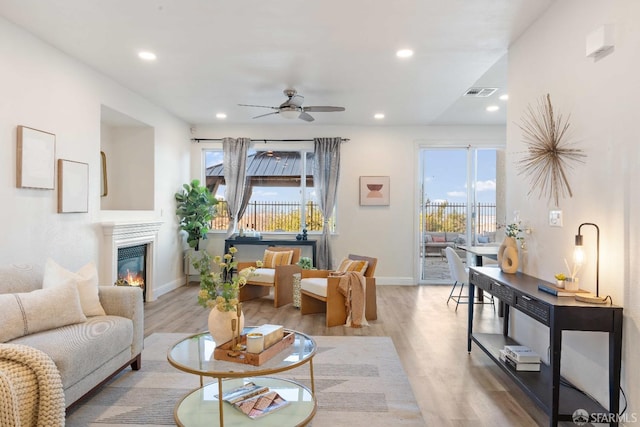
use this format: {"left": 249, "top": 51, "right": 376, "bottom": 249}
{"left": 237, "top": 247, "right": 302, "bottom": 308}
{"left": 300, "top": 254, "right": 377, "bottom": 327}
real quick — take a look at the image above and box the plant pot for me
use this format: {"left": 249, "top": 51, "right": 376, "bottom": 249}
{"left": 208, "top": 307, "right": 244, "bottom": 346}
{"left": 556, "top": 280, "right": 565, "bottom": 288}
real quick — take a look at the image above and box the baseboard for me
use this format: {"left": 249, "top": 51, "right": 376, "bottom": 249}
{"left": 150, "top": 277, "right": 185, "bottom": 301}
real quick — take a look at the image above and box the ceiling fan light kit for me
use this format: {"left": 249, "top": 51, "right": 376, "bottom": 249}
{"left": 239, "top": 88, "right": 345, "bottom": 122}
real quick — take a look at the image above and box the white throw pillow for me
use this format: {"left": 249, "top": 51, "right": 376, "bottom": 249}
{"left": 43, "top": 259, "right": 106, "bottom": 316}
{"left": 0, "top": 280, "right": 87, "bottom": 343}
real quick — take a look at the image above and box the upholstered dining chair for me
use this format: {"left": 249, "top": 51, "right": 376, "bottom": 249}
{"left": 445, "top": 247, "right": 494, "bottom": 311}
{"left": 237, "top": 247, "right": 302, "bottom": 308}
{"left": 300, "top": 254, "right": 377, "bottom": 327}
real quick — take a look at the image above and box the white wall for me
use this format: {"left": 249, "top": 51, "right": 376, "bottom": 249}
{"left": 506, "top": 0, "right": 639, "bottom": 414}
{"left": 0, "top": 16, "right": 191, "bottom": 298}
{"left": 191, "top": 124, "right": 505, "bottom": 284}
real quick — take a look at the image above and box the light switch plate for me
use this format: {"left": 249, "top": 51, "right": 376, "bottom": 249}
{"left": 549, "top": 210, "right": 563, "bottom": 227}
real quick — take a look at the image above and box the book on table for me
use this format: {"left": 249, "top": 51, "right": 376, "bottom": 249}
{"left": 500, "top": 350, "right": 541, "bottom": 372}
{"left": 538, "top": 283, "right": 590, "bottom": 297}
{"left": 503, "top": 345, "right": 541, "bottom": 363}
{"left": 217, "top": 382, "right": 289, "bottom": 419}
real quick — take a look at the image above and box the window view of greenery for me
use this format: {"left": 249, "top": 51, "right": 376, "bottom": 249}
{"left": 204, "top": 149, "right": 334, "bottom": 233}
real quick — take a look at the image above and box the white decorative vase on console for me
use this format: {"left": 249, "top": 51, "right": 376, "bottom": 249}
{"left": 497, "top": 236, "right": 519, "bottom": 274}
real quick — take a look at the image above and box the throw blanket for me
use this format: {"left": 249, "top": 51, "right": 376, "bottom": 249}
{"left": 337, "top": 271, "right": 368, "bottom": 328}
{"left": 0, "top": 344, "right": 65, "bottom": 427}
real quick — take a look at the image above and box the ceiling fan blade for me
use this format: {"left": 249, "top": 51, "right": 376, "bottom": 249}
{"left": 238, "top": 103, "right": 278, "bottom": 110}
{"left": 252, "top": 111, "right": 279, "bottom": 119}
{"left": 298, "top": 112, "right": 315, "bottom": 122}
{"left": 289, "top": 94, "right": 304, "bottom": 107}
{"left": 303, "top": 106, "right": 345, "bottom": 112}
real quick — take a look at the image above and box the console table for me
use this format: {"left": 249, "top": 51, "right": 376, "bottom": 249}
{"left": 468, "top": 267, "right": 623, "bottom": 427}
{"left": 225, "top": 238, "right": 317, "bottom": 267}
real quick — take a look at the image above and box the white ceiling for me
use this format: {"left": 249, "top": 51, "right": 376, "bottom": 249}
{"left": 0, "top": 0, "right": 553, "bottom": 126}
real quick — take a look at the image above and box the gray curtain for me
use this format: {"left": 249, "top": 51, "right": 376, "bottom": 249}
{"left": 223, "top": 137, "right": 250, "bottom": 238}
{"left": 313, "top": 137, "right": 341, "bottom": 269}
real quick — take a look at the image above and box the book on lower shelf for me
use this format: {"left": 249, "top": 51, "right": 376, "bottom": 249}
{"left": 499, "top": 349, "right": 541, "bottom": 372}
{"left": 218, "top": 382, "right": 289, "bottom": 419}
{"left": 503, "top": 345, "right": 541, "bottom": 363}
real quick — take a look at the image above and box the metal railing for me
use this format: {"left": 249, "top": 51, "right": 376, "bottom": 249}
{"left": 211, "top": 201, "right": 327, "bottom": 232}
{"left": 423, "top": 202, "right": 496, "bottom": 234}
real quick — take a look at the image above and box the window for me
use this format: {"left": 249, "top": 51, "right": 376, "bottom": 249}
{"left": 203, "top": 148, "right": 335, "bottom": 233}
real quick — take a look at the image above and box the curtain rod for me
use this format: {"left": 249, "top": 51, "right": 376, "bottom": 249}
{"left": 192, "top": 138, "right": 349, "bottom": 143}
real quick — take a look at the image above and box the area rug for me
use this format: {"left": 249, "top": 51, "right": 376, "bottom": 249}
{"left": 66, "top": 333, "right": 425, "bottom": 426}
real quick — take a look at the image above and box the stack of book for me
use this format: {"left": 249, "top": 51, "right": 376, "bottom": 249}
{"left": 499, "top": 345, "right": 541, "bottom": 372}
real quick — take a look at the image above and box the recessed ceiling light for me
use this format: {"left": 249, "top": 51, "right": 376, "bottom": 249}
{"left": 138, "top": 51, "right": 157, "bottom": 61}
{"left": 499, "top": 94, "right": 509, "bottom": 101}
{"left": 396, "top": 49, "right": 414, "bottom": 58}
{"left": 374, "top": 113, "right": 385, "bottom": 120}
{"left": 486, "top": 105, "right": 500, "bottom": 112}
{"left": 216, "top": 113, "right": 227, "bottom": 119}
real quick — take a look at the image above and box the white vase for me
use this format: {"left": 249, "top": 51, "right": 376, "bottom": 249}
{"left": 497, "top": 236, "right": 519, "bottom": 274}
{"left": 208, "top": 308, "right": 244, "bottom": 346}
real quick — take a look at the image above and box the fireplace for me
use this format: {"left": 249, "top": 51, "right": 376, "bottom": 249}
{"left": 101, "top": 220, "right": 162, "bottom": 301}
{"left": 117, "top": 244, "right": 147, "bottom": 301}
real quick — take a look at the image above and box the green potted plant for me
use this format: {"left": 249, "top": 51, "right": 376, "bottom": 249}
{"left": 297, "top": 257, "right": 313, "bottom": 270}
{"left": 175, "top": 179, "right": 217, "bottom": 251}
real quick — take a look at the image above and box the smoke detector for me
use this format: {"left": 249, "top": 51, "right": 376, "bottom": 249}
{"left": 464, "top": 87, "right": 498, "bottom": 97}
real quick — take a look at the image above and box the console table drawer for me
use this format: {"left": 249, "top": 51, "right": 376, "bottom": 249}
{"left": 490, "top": 281, "right": 514, "bottom": 304}
{"left": 514, "top": 293, "right": 550, "bottom": 325}
{"left": 469, "top": 270, "right": 491, "bottom": 291}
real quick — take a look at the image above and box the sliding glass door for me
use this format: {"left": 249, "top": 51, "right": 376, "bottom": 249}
{"left": 418, "top": 147, "right": 498, "bottom": 283}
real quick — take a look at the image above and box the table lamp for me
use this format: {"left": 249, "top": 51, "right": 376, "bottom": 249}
{"left": 573, "top": 222, "right": 607, "bottom": 304}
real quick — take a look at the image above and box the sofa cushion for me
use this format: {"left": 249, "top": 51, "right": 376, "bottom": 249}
{"left": 432, "top": 236, "right": 446, "bottom": 243}
{"left": 300, "top": 277, "right": 328, "bottom": 297}
{"left": 262, "top": 250, "right": 294, "bottom": 268}
{"left": 43, "top": 259, "right": 106, "bottom": 317}
{"left": 0, "top": 264, "right": 43, "bottom": 294}
{"left": 0, "top": 282, "right": 87, "bottom": 343}
{"left": 11, "top": 315, "right": 133, "bottom": 390}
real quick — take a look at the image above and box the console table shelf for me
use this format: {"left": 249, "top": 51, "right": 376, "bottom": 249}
{"left": 468, "top": 267, "right": 623, "bottom": 427}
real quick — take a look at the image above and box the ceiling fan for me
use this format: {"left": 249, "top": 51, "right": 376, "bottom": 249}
{"left": 239, "top": 89, "right": 345, "bottom": 122}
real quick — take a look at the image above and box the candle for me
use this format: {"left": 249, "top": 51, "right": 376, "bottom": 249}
{"left": 246, "top": 333, "right": 264, "bottom": 354}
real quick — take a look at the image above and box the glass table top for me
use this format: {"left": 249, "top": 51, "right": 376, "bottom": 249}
{"left": 168, "top": 329, "right": 316, "bottom": 378}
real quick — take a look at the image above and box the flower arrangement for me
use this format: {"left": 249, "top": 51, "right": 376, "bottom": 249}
{"left": 505, "top": 222, "right": 522, "bottom": 238}
{"left": 193, "top": 247, "right": 259, "bottom": 312}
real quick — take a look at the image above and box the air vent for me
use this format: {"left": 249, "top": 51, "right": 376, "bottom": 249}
{"left": 464, "top": 87, "right": 498, "bottom": 97}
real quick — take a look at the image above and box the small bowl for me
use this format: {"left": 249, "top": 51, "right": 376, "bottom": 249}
{"left": 367, "top": 184, "right": 383, "bottom": 191}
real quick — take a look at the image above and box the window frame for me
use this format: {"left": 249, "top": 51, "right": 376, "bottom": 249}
{"left": 201, "top": 143, "right": 335, "bottom": 235}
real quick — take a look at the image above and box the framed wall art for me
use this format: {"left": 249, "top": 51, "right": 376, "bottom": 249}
{"left": 58, "top": 159, "right": 89, "bottom": 213}
{"left": 16, "top": 125, "right": 56, "bottom": 189}
{"left": 359, "top": 176, "right": 390, "bottom": 206}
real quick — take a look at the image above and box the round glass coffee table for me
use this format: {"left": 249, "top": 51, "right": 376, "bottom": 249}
{"left": 167, "top": 329, "right": 317, "bottom": 427}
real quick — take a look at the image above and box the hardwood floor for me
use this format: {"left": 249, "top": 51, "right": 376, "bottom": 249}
{"left": 144, "top": 283, "right": 549, "bottom": 426}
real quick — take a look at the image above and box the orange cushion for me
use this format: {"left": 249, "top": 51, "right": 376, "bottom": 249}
{"left": 262, "top": 249, "right": 294, "bottom": 268}
{"left": 336, "top": 258, "right": 369, "bottom": 274}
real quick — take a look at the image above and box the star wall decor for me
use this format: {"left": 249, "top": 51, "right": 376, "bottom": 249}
{"left": 517, "top": 93, "right": 586, "bottom": 207}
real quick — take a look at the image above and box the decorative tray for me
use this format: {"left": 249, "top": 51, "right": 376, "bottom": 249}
{"left": 213, "top": 331, "right": 295, "bottom": 366}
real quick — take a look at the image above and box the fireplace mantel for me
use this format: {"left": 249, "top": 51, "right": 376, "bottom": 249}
{"left": 100, "top": 219, "right": 163, "bottom": 301}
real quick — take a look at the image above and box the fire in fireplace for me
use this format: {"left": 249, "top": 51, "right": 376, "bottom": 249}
{"left": 117, "top": 244, "right": 147, "bottom": 301}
